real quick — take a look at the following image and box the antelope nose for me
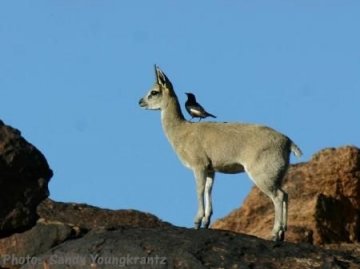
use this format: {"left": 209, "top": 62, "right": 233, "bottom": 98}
{"left": 138, "top": 98, "right": 145, "bottom": 107}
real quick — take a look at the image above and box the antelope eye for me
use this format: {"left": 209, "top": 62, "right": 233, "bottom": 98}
{"left": 151, "top": 90, "right": 159, "bottom": 96}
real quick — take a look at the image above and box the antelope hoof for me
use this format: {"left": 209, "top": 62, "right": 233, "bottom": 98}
{"left": 272, "top": 230, "right": 285, "bottom": 242}
{"left": 194, "top": 222, "right": 201, "bottom": 229}
{"left": 202, "top": 217, "right": 211, "bottom": 229}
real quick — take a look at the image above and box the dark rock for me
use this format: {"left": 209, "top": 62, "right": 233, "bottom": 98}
{"left": 0, "top": 220, "right": 82, "bottom": 269}
{"left": 0, "top": 199, "right": 172, "bottom": 269}
{"left": 37, "top": 199, "right": 172, "bottom": 230}
{"left": 18, "top": 227, "right": 360, "bottom": 269}
{"left": 0, "top": 120, "right": 53, "bottom": 237}
{"left": 0, "top": 122, "right": 358, "bottom": 269}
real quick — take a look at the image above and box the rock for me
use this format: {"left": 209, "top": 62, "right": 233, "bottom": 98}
{"left": 37, "top": 199, "right": 172, "bottom": 230}
{"left": 0, "top": 120, "right": 53, "bottom": 237}
{"left": 18, "top": 227, "right": 360, "bottom": 269}
{"left": 0, "top": 121, "right": 358, "bottom": 269}
{"left": 2, "top": 199, "right": 358, "bottom": 269}
{"left": 212, "top": 146, "right": 360, "bottom": 245}
{"left": 0, "top": 220, "right": 81, "bottom": 269}
{"left": 0, "top": 199, "right": 172, "bottom": 269}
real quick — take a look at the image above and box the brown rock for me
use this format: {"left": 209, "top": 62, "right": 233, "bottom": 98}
{"left": 212, "top": 146, "right": 360, "bottom": 245}
{"left": 0, "top": 220, "right": 80, "bottom": 269}
{"left": 19, "top": 227, "right": 360, "bottom": 269}
{"left": 37, "top": 199, "right": 172, "bottom": 230}
{"left": 0, "top": 199, "right": 172, "bottom": 269}
{"left": 0, "top": 120, "right": 53, "bottom": 237}
{"left": 0, "top": 120, "right": 357, "bottom": 269}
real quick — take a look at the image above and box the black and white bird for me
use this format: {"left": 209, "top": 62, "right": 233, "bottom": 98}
{"left": 185, "top": 92, "right": 216, "bottom": 121}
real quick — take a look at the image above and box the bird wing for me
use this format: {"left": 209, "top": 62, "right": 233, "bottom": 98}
{"left": 189, "top": 107, "right": 205, "bottom": 116}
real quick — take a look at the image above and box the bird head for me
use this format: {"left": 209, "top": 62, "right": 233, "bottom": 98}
{"left": 185, "top": 92, "right": 196, "bottom": 102}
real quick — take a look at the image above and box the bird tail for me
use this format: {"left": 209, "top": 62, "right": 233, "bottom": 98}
{"left": 206, "top": 112, "right": 216, "bottom": 118}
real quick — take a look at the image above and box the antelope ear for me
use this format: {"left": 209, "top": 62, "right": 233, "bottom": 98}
{"left": 154, "top": 64, "right": 160, "bottom": 84}
{"left": 155, "top": 65, "right": 173, "bottom": 90}
{"left": 155, "top": 65, "right": 174, "bottom": 93}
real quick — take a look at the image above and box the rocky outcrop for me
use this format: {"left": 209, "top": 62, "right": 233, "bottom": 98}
{"left": 0, "top": 120, "right": 359, "bottom": 269}
{"left": 17, "top": 227, "right": 360, "bottom": 269}
{"left": 0, "top": 199, "right": 171, "bottom": 269}
{"left": 1, "top": 213, "right": 358, "bottom": 269}
{"left": 212, "top": 146, "right": 360, "bottom": 245}
{"left": 0, "top": 120, "right": 53, "bottom": 237}
{"left": 0, "top": 220, "right": 78, "bottom": 266}
{"left": 37, "top": 199, "right": 172, "bottom": 231}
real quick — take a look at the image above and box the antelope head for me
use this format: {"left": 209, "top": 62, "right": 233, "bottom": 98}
{"left": 139, "top": 65, "right": 174, "bottom": 110}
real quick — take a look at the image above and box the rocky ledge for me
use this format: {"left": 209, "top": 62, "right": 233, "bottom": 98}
{"left": 0, "top": 120, "right": 359, "bottom": 269}
{"left": 0, "top": 199, "right": 359, "bottom": 269}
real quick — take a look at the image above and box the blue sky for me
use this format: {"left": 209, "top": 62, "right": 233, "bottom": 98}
{"left": 1, "top": 1, "right": 359, "bottom": 228}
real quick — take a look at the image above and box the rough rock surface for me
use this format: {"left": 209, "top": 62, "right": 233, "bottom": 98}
{"left": 0, "top": 200, "right": 358, "bottom": 269}
{"left": 18, "top": 227, "right": 360, "bottom": 269}
{"left": 0, "top": 220, "right": 77, "bottom": 265}
{"left": 0, "top": 121, "right": 359, "bottom": 269}
{"left": 212, "top": 146, "right": 360, "bottom": 245}
{"left": 0, "top": 199, "right": 171, "bottom": 269}
{"left": 37, "top": 199, "right": 172, "bottom": 230}
{"left": 0, "top": 120, "right": 53, "bottom": 237}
